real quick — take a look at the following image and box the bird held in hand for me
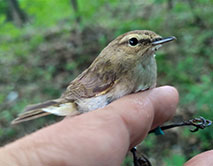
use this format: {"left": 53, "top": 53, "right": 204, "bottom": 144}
{"left": 12, "top": 30, "right": 176, "bottom": 124}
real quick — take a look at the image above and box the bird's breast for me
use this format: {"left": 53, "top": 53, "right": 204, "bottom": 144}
{"left": 133, "top": 54, "right": 157, "bottom": 92}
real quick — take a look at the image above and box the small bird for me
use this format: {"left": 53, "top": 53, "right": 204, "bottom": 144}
{"left": 12, "top": 30, "right": 175, "bottom": 124}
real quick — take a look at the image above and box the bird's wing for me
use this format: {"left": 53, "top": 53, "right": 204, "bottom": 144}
{"left": 61, "top": 67, "right": 117, "bottom": 100}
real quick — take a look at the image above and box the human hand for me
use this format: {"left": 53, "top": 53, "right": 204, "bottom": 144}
{"left": 0, "top": 86, "right": 179, "bottom": 166}
{"left": 184, "top": 150, "right": 213, "bottom": 166}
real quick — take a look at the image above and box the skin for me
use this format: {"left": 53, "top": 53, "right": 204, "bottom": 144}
{"left": 184, "top": 150, "right": 213, "bottom": 166}
{"left": 0, "top": 86, "right": 211, "bottom": 166}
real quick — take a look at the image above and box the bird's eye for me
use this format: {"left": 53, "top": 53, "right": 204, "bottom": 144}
{"left": 128, "top": 38, "right": 138, "bottom": 46}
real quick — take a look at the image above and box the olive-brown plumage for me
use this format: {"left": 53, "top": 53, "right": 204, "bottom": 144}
{"left": 12, "top": 30, "right": 175, "bottom": 124}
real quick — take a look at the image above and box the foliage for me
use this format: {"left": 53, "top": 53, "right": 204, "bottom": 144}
{"left": 0, "top": 0, "right": 213, "bottom": 165}
{"left": 164, "top": 154, "right": 186, "bottom": 166}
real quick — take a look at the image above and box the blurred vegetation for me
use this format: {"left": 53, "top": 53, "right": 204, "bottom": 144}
{"left": 0, "top": 0, "right": 212, "bottom": 165}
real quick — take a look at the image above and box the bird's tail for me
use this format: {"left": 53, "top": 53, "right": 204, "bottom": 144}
{"left": 11, "top": 99, "right": 78, "bottom": 125}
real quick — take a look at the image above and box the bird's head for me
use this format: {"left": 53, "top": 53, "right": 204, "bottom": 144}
{"left": 101, "top": 30, "right": 176, "bottom": 65}
{"left": 91, "top": 30, "right": 176, "bottom": 76}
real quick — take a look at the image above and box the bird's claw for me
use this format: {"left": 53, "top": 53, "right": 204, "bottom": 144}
{"left": 189, "top": 116, "right": 212, "bottom": 132}
{"left": 131, "top": 147, "right": 152, "bottom": 166}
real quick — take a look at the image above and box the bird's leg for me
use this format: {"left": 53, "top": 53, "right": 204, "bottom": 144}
{"left": 149, "top": 116, "right": 212, "bottom": 134}
{"left": 131, "top": 147, "right": 139, "bottom": 166}
{"left": 130, "top": 147, "right": 152, "bottom": 166}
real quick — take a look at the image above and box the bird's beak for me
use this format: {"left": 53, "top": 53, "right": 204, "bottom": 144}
{"left": 152, "top": 36, "right": 176, "bottom": 46}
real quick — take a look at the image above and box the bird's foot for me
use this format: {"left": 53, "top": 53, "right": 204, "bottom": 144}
{"left": 131, "top": 147, "right": 152, "bottom": 166}
{"left": 188, "top": 116, "right": 212, "bottom": 132}
{"left": 149, "top": 116, "right": 212, "bottom": 134}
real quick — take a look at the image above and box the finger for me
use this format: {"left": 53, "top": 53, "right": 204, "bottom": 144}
{"left": 106, "top": 85, "right": 179, "bottom": 147}
{"left": 184, "top": 150, "right": 213, "bottom": 166}
{"left": 149, "top": 86, "right": 179, "bottom": 129}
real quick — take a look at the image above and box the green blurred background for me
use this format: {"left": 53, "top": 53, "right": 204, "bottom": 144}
{"left": 0, "top": 0, "right": 212, "bottom": 165}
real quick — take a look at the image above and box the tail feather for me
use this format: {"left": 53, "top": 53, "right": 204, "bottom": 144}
{"left": 11, "top": 110, "right": 50, "bottom": 125}
{"left": 24, "top": 100, "right": 59, "bottom": 112}
{"left": 11, "top": 99, "right": 78, "bottom": 125}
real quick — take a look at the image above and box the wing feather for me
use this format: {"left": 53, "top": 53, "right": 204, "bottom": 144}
{"left": 61, "top": 64, "right": 116, "bottom": 100}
